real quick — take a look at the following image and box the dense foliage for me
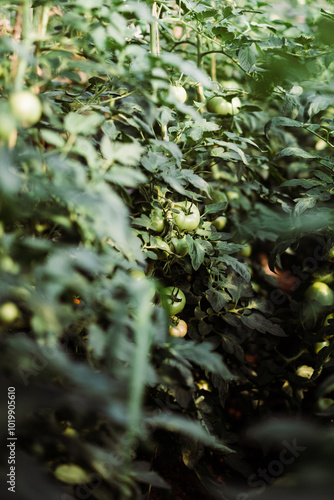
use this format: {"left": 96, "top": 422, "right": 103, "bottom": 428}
{"left": 1, "top": 1, "right": 334, "bottom": 498}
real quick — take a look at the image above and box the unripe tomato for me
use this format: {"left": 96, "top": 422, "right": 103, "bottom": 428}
{"left": 0, "top": 302, "right": 19, "bottom": 324}
{"left": 211, "top": 216, "right": 227, "bottom": 231}
{"left": 9, "top": 91, "right": 42, "bottom": 126}
{"left": 171, "top": 235, "right": 189, "bottom": 257}
{"left": 161, "top": 286, "right": 186, "bottom": 315}
{"left": 305, "top": 281, "right": 334, "bottom": 307}
{"left": 207, "top": 96, "right": 241, "bottom": 115}
{"left": 150, "top": 209, "right": 165, "bottom": 233}
{"left": 130, "top": 269, "right": 146, "bottom": 280}
{"left": 170, "top": 86, "right": 187, "bottom": 103}
{"left": 172, "top": 201, "right": 200, "bottom": 232}
{"left": 169, "top": 318, "right": 187, "bottom": 337}
{"left": 239, "top": 243, "right": 252, "bottom": 257}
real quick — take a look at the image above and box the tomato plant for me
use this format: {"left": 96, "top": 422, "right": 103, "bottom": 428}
{"left": 2, "top": 1, "right": 334, "bottom": 498}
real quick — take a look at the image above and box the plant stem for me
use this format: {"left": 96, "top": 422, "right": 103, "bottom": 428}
{"left": 14, "top": 0, "right": 32, "bottom": 91}
{"left": 150, "top": 2, "right": 160, "bottom": 56}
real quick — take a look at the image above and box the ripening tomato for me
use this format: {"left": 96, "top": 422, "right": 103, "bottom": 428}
{"left": 172, "top": 201, "right": 200, "bottom": 232}
{"left": 169, "top": 318, "right": 188, "bottom": 337}
{"left": 161, "top": 286, "right": 186, "bottom": 315}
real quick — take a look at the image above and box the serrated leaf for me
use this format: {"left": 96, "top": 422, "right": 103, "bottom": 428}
{"left": 275, "top": 147, "right": 318, "bottom": 160}
{"left": 204, "top": 202, "right": 228, "bottom": 215}
{"left": 240, "top": 313, "right": 286, "bottom": 336}
{"left": 223, "top": 255, "right": 251, "bottom": 282}
{"left": 206, "top": 288, "right": 229, "bottom": 312}
{"left": 265, "top": 117, "right": 303, "bottom": 137}
{"left": 238, "top": 44, "right": 257, "bottom": 72}
{"left": 173, "top": 340, "right": 235, "bottom": 380}
{"left": 281, "top": 179, "right": 321, "bottom": 188}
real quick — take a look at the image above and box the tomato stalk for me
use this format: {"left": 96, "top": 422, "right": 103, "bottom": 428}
{"left": 14, "top": 0, "right": 33, "bottom": 92}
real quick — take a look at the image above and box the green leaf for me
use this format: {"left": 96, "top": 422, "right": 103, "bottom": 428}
{"left": 206, "top": 288, "right": 229, "bottom": 312}
{"left": 101, "top": 136, "right": 144, "bottom": 167}
{"left": 240, "top": 313, "right": 286, "bottom": 336}
{"left": 173, "top": 339, "right": 235, "bottom": 380}
{"left": 265, "top": 117, "right": 303, "bottom": 137}
{"left": 275, "top": 147, "right": 318, "bottom": 160}
{"left": 40, "top": 129, "right": 66, "bottom": 148}
{"left": 238, "top": 44, "right": 257, "bottom": 72}
{"left": 223, "top": 255, "right": 251, "bottom": 282}
{"left": 64, "top": 112, "right": 105, "bottom": 136}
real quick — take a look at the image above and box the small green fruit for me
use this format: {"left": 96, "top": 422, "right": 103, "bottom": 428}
{"left": 305, "top": 282, "right": 334, "bottom": 307}
{"left": 9, "top": 91, "right": 42, "bottom": 126}
{"left": 0, "top": 302, "right": 19, "bottom": 323}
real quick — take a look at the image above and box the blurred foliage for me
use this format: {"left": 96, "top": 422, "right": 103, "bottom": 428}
{"left": 1, "top": 0, "right": 334, "bottom": 499}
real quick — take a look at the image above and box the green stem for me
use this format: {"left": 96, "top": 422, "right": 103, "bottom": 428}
{"left": 150, "top": 2, "right": 160, "bottom": 56}
{"left": 14, "top": 0, "right": 32, "bottom": 91}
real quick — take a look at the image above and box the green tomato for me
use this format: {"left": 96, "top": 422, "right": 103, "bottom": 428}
{"left": 305, "top": 281, "right": 334, "bottom": 307}
{"left": 0, "top": 302, "right": 19, "bottom": 324}
{"left": 207, "top": 96, "right": 241, "bottom": 115}
{"left": 226, "top": 190, "right": 239, "bottom": 201}
{"left": 171, "top": 236, "right": 189, "bottom": 257}
{"left": 9, "top": 91, "right": 42, "bottom": 126}
{"left": 161, "top": 286, "right": 186, "bottom": 315}
{"left": 130, "top": 269, "right": 146, "bottom": 280}
{"left": 170, "top": 86, "right": 187, "bottom": 103}
{"left": 172, "top": 201, "right": 200, "bottom": 232}
{"left": 239, "top": 243, "right": 252, "bottom": 257}
{"left": 150, "top": 209, "right": 165, "bottom": 233}
{"left": 211, "top": 216, "right": 227, "bottom": 231}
